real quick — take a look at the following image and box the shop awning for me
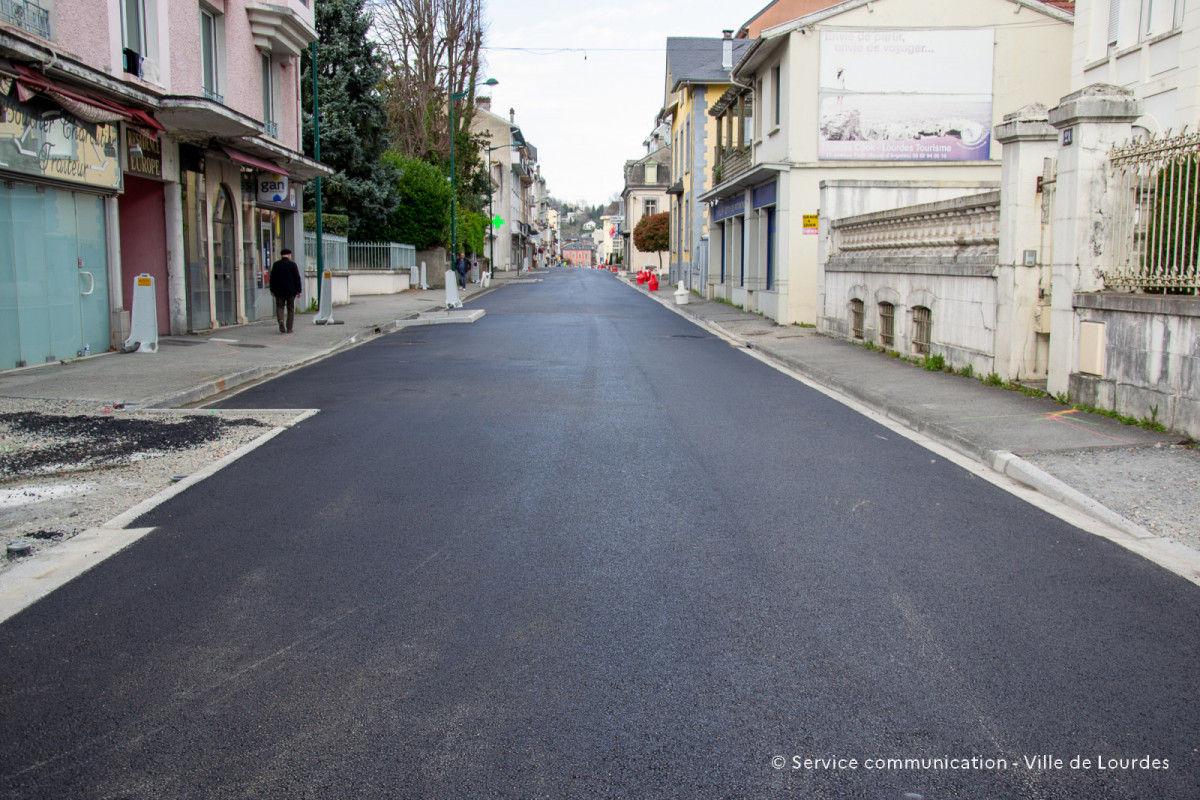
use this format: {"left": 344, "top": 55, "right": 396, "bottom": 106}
{"left": 221, "top": 145, "right": 290, "bottom": 177}
{"left": 14, "top": 66, "right": 163, "bottom": 136}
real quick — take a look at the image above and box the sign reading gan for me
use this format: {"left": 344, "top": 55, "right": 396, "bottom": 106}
{"left": 257, "top": 172, "right": 289, "bottom": 204}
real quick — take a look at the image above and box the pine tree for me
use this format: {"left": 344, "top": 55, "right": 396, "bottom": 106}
{"left": 301, "top": 0, "right": 398, "bottom": 241}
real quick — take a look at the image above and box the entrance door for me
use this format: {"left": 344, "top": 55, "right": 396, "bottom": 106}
{"left": 212, "top": 185, "right": 237, "bottom": 326}
{"left": 0, "top": 184, "right": 109, "bottom": 368}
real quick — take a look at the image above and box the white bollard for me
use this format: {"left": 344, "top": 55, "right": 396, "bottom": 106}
{"left": 674, "top": 282, "right": 689, "bottom": 305}
{"left": 124, "top": 273, "right": 159, "bottom": 353}
{"left": 444, "top": 270, "right": 462, "bottom": 309}
{"left": 420, "top": 261, "right": 429, "bottom": 290}
{"left": 314, "top": 270, "right": 335, "bottom": 324}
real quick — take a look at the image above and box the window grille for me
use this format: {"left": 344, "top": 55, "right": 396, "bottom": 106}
{"left": 850, "top": 299, "right": 864, "bottom": 339}
{"left": 912, "top": 306, "right": 932, "bottom": 355}
{"left": 879, "top": 302, "right": 895, "bottom": 347}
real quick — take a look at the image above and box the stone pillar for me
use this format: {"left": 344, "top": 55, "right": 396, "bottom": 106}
{"left": 1045, "top": 84, "right": 1141, "bottom": 396}
{"left": 993, "top": 104, "right": 1058, "bottom": 380}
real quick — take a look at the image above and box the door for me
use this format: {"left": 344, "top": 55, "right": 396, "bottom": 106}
{"left": 0, "top": 183, "right": 109, "bottom": 368}
{"left": 212, "top": 185, "right": 237, "bottom": 326}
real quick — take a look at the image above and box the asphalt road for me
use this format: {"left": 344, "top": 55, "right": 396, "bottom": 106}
{"left": 1, "top": 269, "right": 1197, "bottom": 799}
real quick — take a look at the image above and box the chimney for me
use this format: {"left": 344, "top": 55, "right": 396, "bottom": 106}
{"left": 510, "top": 108, "right": 516, "bottom": 124}
{"left": 476, "top": 96, "right": 492, "bottom": 112}
{"left": 722, "top": 29, "right": 733, "bottom": 71}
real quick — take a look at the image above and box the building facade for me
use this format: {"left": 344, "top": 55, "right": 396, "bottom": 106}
{"left": 701, "top": 0, "right": 1074, "bottom": 325}
{"left": 661, "top": 35, "right": 751, "bottom": 291}
{"left": 620, "top": 147, "right": 671, "bottom": 270}
{"left": 471, "top": 100, "right": 541, "bottom": 273}
{"left": 1, "top": 0, "right": 327, "bottom": 369}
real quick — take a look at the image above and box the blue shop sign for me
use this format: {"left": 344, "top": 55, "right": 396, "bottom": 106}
{"left": 712, "top": 195, "right": 744, "bottom": 221}
{"left": 753, "top": 180, "right": 776, "bottom": 209}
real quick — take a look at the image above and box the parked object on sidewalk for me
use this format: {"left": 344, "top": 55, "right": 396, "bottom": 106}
{"left": 314, "top": 269, "right": 336, "bottom": 325}
{"left": 648, "top": 275, "right": 659, "bottom": 291}
{"left": 124, "top": 274, "right": 159, "bottom": 353}
{"left": 420, "top": 261, "right": 430, "bottom": 290}
{"left": 675, "top": 282, "right": 689, "bottom": 305}
{"left": 445, "top": 271, "right": 463, "bottom": 309}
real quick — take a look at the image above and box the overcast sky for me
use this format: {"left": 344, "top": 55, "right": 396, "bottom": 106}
{"left": 479, "top": 0, "right": 760, "bottom": 207}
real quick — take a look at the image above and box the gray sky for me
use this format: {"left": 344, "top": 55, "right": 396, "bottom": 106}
{"left": 481, "top": 0, "right": 760, "bottom": 207}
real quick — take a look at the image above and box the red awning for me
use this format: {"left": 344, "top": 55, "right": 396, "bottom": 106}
{"left": 220, "top": 146, "right": 290, "bottom": 177}
{"left": 14, "top": 65, "right": 164, "bottom": 135}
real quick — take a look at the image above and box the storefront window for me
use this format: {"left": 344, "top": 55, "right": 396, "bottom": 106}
{"left": 181, "top": 166, "right": 210, "bottom": 332}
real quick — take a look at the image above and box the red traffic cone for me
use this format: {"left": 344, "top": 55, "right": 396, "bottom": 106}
{"left": 648, "top": 275, "right": 659, "bottom": 291}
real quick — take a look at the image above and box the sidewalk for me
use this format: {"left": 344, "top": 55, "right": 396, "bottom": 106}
{"left": 622, "top": 275, "right": 1200, "bottom": 582}
{"left": 0, "top": 275, "right": 506, "bottom": 410}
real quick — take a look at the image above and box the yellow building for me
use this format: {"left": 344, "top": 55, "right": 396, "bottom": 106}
{"left": 660, "top": 36, "right": 753, "bottom": 289}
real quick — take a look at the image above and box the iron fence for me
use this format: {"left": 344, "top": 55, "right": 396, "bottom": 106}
{"left": 1106, "top": 130, "right": 1200, "bottom": 293}
{"left": 303, "top": 234, "right": 416, "bottom": 272}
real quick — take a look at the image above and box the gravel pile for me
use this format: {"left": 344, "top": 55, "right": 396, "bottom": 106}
{"left": 1026, "top": 442, "right": 1200, "bottom": 551}
{"left": 1, "top": 398, "right": 305, "bottom": 570}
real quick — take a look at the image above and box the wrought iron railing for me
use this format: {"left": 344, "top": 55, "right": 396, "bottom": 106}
{"left": 0, "top": 0, "right": 50, "bottom": 38}
{"left": 1106, "top": 130, "right": 1200, "bottom": 293}
{"left": 263, "top": 120, "right": 279, "bottom": 139}
{"left": 303, "top": 233, "right": 416, "bottom": 272}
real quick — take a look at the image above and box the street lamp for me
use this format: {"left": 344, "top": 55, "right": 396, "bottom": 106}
{"left": 485, "top": 141, "right": 518, "bottom": 279}
{"left": 449, "top": 77, "right": 499, "bottom": 273}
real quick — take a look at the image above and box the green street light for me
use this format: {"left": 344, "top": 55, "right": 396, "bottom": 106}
{"left": 449, "top": 77, "right": 499, "bottom": 276}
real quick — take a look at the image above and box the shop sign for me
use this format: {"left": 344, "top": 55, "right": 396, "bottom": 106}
{"left": 257, "top": 171, "right": 289, "bottom": 204}
{"left": 0, "top": 92, "right": 122, "bottom": 191}
{"left": 125, "top": 128, "right": 162, "bottom": 179}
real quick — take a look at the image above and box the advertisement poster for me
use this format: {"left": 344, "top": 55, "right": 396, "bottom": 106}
{"left": 818, "top": 29, "right": 994, "bottom": 161}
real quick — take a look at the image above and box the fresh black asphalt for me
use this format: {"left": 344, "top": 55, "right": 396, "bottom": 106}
{"left": 1, "top": 269, "right": 1197, "bottom": 799}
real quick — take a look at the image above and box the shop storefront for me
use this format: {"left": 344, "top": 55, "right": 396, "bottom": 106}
{"left": 118, "top": 128, "right": 169, "bottom": 335}
{"left": 0, "top": 88, "right": 121, "bottom": 369}
{"left": 241, "top": 168, "right": 296, "bottom": 322}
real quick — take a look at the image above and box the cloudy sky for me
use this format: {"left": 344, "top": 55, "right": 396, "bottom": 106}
{"left": 480, "top": 0, "right": 761, "bottom": 207}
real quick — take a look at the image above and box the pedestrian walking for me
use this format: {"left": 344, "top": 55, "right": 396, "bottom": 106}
{"left": 455, "top": 252, "right": 469, "bottom": 290}
{"left": 269, "top": 248, "right": 303, "bottom": 333}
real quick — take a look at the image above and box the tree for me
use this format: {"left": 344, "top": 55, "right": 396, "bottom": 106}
{"left": 301, "top": 0, "right": 398, "bottom": 241}
{"left": 634, "top": 211, "right": 669, "bottom": 271}
{"left": 374, "top": 0, "right": 484, "bottom": 165}
{"left": 357, "top": 153, "right": 450, "bottom": 250}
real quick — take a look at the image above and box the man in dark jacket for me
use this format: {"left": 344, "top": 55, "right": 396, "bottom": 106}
{"left": 455, "top": 252, "right": 469, "bottom": 290}
{"left": 269, "top": 248, "right": 303, "bottom": 333}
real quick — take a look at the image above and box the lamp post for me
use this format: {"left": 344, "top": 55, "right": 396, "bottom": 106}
{"left": 449, "top": 77, "right": 498, "bottom": 271}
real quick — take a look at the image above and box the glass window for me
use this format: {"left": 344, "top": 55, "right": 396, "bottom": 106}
{"left": 773, "top": 65, "right": 781, "bottom": 126}
{"left": 201, "top": 8, "right": 221, "bottom": 101}
{"left": 262, "top": 54, "right": 276, "bottom": 136}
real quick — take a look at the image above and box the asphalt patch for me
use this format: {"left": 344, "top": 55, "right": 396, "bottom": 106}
{"left": 0, "top": 412, "right": 270, "bottom": 481}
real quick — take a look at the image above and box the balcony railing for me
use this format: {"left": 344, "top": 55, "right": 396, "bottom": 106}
{"left": 202, "top": 86, "right": 225, "bottom": 104}
{"left": 713, "top": 147, "right": 752, "bottom": 186}
{"left": 0, "top": 0, "right": 50, "bottom": 38}
{"left": 264, "top": 120, "right": 279, "bottom": 139}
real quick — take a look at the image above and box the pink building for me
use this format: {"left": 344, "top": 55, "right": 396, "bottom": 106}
{"left": 1, "top": 0, "right": 329, "bottom": 367}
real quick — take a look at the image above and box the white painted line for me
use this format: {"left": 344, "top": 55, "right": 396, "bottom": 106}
{"left": 0, "top": 409, "right": 320, "bottom": 625}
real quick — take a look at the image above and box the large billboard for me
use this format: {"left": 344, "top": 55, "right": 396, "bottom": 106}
{"left": 818, "top": 29, "right": 994, "bottom": 161}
